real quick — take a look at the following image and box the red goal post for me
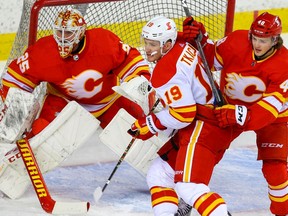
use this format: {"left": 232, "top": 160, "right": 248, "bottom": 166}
{"left": 7, "top": 0, "right": 235, "bottom": 65}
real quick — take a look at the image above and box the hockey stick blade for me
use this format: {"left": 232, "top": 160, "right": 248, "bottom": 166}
{"left": 93, "top": 136, "right": 138, "bottom": 203}
{"left": 93, "top": 186, "right": 103, "bottom": 203}
{"left": 52, "top": 201, "right": 90, "bottom": 215}
{"left": 16, "top": 137, "right": 90, "bottom": 214}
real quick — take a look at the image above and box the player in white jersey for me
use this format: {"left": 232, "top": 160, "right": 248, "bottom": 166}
{"left": 127, "top": 16, "right": 235, "bottom": 216}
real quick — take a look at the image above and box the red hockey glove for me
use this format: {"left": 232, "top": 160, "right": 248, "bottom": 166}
{"left": 214, "top": 105, "right": 249, "bottom": 128}
{"left": 128, "top": 113, "right": 166, "bottom": 141}
{"left": 183, "top": 16, "right": 208, "bottom": 47}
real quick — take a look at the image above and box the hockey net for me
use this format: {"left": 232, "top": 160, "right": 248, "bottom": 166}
{"left": 5, "top": 0, "right": 235, "bottom": 101}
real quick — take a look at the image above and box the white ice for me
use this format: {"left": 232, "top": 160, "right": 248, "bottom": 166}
{"left": 0, "top": 130, "right": 272, "bottom": 216}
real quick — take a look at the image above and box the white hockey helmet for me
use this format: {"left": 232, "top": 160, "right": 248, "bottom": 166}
{"left": 141, "top": 16, "right": 177, "bottom": 48}
{"left": 53, "top": 8, "right": 87, "bottom": 58}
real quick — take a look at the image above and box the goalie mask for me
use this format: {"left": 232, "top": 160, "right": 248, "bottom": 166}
{"left": 142, "top": 16, "right": 177, "bottom": 49}
{"left": 53, "top": 9, "right": 87, "bottom": 58}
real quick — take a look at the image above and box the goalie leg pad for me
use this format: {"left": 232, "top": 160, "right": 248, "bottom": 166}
{"left": 0, "top": 101, "right": 100, "bottom": 199}
{"left": 99, "top": 108, "right": 168, "bottom": 176}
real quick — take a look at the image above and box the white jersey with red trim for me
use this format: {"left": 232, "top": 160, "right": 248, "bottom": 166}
{"left": 151, "top": 41, "right": 214, "bottom": 130}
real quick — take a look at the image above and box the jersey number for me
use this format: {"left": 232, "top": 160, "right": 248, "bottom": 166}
{"left": 164, "top": 85, "right": 182, "bottom": 105}
{"left": 280, "top": 79, "right": 288, "bottom": 93}
{"left": 17, "top": 52, "right": 29, "bottom": 73}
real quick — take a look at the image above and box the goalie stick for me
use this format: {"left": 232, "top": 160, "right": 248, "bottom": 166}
{"left": 16, "top": 134, "right": 90, "bottom": 214}
{"left": 181, "top": 0, "right": 225, "bottom": 107}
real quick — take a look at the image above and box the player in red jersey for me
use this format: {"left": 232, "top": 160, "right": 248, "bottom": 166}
{"left": 0, "top": 8, "right": 150, "bottom": 200}
{"left": 183, "top": 12, "right": 288, "bottom": 216}
{"left": 128, "top": 15, "right": 235, "bottom": 216}
{"left": 2, "top": 8, "right": 150, "bottom": 132}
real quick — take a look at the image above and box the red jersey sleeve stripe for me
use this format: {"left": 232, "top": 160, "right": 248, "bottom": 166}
{"left": 257, "top": 100, "right": 279, "bottom": 118}
{"left": 117, "top": 55, "right": 147, "bottom": 78}
{"left": 169, "top": 105, "right": 196, "bottom": 123}
{"left": 7, "top": 67, "right": 37, "bottom": 89}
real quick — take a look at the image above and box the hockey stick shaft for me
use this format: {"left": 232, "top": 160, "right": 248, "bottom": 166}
{"left": 94, "top": 99, "right": 162, "bottom": 201}
{"left": 16, "top": 136, "right": 90, "bottom": 214}
{"left": 94, "top": 136, "right": 137, "bottom": 202}
{"left": 181, "top": 0, "right": 225, "bottom": 107}
{"left": 17, "top": 137, "right": 55, "bottom": 213}
{"left": 104, "top": 136, "right": 137, "bottom": 192}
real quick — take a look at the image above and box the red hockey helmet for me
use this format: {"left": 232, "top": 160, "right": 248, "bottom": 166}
{"left": 249, "top": 12, "right": 282, "bottom": 38}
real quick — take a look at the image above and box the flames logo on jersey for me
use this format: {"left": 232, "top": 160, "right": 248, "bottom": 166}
{"left": 224, "top": 73, "right": 266, "bottom": 103}
{"left": 61, "top": 70, "right": 103, "bottom": 99}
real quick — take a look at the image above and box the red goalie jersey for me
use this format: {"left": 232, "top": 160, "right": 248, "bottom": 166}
{"left": 2, "top": 28, "right": 150, "bottom": 118}
{"left": 213, "top": 30, "right": 288, "bottom": 130}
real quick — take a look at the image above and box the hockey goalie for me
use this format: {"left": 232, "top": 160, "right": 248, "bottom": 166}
{"left": 0, "top": 8, "right": 154, "bottom": 199}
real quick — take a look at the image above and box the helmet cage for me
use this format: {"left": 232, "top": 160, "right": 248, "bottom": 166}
{"left": 53, "top": 25, "right": 85, "bottom": 58}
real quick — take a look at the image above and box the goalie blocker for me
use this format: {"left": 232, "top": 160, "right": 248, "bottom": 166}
{"left": 0, "top": 100, "right": 100, "bottom": 199}
{"left": 0, "top": 87, "right": 41, "bottom": 143}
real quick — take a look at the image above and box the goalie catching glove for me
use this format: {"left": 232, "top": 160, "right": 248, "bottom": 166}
{"left": 112, "top": 76, "right": 165, "bottom": 115}
{"left": 214, "top": 104, "right": 250, "bottom": 128}
{"left": 128, "top": 113, "right": 166, "bottom": 140}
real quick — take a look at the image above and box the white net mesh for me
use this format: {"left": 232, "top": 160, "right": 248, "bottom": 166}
{"left": 3, "top": 0, "right": 233, "bottom": 120}
{"left": 7, "top": 0, "right": 233, "bottom": 65}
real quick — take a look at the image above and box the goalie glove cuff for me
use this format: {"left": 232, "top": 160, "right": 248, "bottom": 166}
{"left": 235, "top": 105, "right": 248, "bottom": 126}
